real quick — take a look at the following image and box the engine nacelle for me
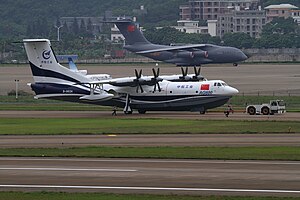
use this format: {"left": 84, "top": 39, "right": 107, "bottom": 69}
{"left": 176, "top": 51, "right": 194, "bottom": 59}
{"left": 176, "top": 51, "right": 208, "bottom": 59}
{"left": 192, "top": 50, "right": 209, "bottom": 58}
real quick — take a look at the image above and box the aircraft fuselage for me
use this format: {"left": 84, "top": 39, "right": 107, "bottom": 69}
{"left": 124, "top": 44, "right": 247, "bottom": 66}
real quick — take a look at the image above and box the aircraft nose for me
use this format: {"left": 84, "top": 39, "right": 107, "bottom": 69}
{"left": 241, "top": 51, "right": 248, "bottom": 60}
{"left": 237, "top": 49, "right": 248, "bottom": 61}
{"left": 227, "top": 87, "right": 239, "bottom": 95}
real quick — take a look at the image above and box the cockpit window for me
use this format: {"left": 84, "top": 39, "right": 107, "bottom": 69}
{"left": 217, "top": 83, "right": 222, "bottom": 86}
{"left": 221, "top": 82, "right": 227, "bottom": 86}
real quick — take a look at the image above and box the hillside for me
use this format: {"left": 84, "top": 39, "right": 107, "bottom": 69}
{"left": 0, "top": 0, "right": 185, "bottom": 38}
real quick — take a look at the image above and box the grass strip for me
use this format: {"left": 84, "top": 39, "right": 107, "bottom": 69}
{"left": 0, "top": 118, "right": 299, "bottom": 135}
{"left": 0, "top": 192, "right": 299, "bottom": 200}
{"left": 0, "top": 146, "right": 299, "bottom": 160}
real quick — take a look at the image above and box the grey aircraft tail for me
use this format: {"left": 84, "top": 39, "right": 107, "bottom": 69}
{"left": 113, "top": 19, "right": 151, "bottom": 45}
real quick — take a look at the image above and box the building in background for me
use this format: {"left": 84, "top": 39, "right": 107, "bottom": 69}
{"left": 264, "top": 4, "right": 299, "bottom": 22}
{"left": 172, "top": 20, "right": 217, "bottom": 36}
{"left": 180, "top": 0, "right": 259, "bottom": 21}
{"left": 60, "top": 17, "right": 104, "bottom": 35}
{"left": 111, "top": 24, "right": 125, "bottom": 42}
{"left": 217, "top": 7, "right": 266, "bottom": 38}
{"left": 291, "top": 10, "right": 300, "bottom": 25}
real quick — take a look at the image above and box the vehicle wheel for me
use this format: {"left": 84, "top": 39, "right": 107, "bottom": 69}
{"left": 261, "top": 107, "right": 270, "bottom": 115}
{"left": 247, "top": 107, "right": 256, "bottom": 115}
{"left": 138, "top": 110, "right": 146, "bottom": 114}
{"left": 124, "top": 111, "right": 133, "bottom": 115}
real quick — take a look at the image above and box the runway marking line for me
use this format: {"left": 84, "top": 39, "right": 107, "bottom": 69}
{"left": 0, "top": 168, "right": 137, "bottom": 172}
{"left": 107, "top": 135, "right": 117, "bottom": 137}
{"left": 0, "top": 185, "right": 300, "bottom": 194}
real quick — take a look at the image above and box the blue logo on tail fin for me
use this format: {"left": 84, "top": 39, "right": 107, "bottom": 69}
{"left": 42, "top": 50, "right": 51, "bottom": 60}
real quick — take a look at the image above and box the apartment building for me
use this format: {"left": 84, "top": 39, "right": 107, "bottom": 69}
{"left": 180, "top": 0, "right": 259, "bottom": 20}
{"left": 264, "top": 4, "right": 299, "bottom": 22}
{"left": 217, "top": 8, "right": 266, "bottom": 38}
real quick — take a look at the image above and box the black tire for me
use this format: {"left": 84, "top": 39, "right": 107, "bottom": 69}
{"left": 124, "top": 111, "right": 133, "bottom": 115}
{"left": 200, "top": 111, "right": 206, "bottom": 114}
{"left": 261, "top": 107, "right": 270, "bottom": 115}
{"left": 247, "top": 107, "right": 256, "bottom": 115}
{"left": 138, "top": 110, "right": 146, "bottom": 114}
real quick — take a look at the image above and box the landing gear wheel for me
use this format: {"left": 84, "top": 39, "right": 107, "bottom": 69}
{"left": 200, "top": 111, "right": 206, "bottom": 114}
{"left": 124, "top": 111, "right": 133, "bottom": 115}
{"left": 247, "top": 107, "right": 256, "bottom": 115}
{"left": 138, "top": 110, "right": 146, "bottom": 114}
{"left": 261, "top": 107, "right": 270, "bottom": 115}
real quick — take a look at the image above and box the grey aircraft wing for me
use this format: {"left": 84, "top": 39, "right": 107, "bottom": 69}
{"left": 136, "top": 44, "right": 211, "bottom": 54}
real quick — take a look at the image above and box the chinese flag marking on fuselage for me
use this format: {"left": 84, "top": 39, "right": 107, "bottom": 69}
{"left": 127, "top": 25, "right": 135, "bottom": 32}
{"left": 201, "top": 84, "right": 210, "bottom": 90}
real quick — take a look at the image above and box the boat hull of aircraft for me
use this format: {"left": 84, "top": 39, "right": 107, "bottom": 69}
{"left": 34, "top": 91, "right": 230, "bottom": 112}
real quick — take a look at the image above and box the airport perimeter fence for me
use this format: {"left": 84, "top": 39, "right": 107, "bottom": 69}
{"left": 238, "top": 90, "right": 300, "bottom": 97}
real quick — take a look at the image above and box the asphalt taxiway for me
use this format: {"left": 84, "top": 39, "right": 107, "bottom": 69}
{"left": 0, "top": 157, "right": 299, "bottom": 196}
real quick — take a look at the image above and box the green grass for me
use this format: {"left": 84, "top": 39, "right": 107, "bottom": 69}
{"left": 0, "top": 96, "right": 109, "bottom": 111}
{"left": 0, "top": 192, "right": 299, "bottom": 200}
{"left": 0, "top": 146, "right": 300, "bottom": 160}
{"left": 0, "top": 118, "right": 299, "bottom": 135}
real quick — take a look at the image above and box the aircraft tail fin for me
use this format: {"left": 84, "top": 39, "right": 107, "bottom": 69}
{"left": 68, "top": 57, "right": 78, "bottom": 71}
{"left": 23, "top": 39, "right": 89, "bottom": 84}
{"left": 113, "top": 20, "right": 151, "bottom": 45}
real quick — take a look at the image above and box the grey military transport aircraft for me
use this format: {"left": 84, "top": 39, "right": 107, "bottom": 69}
{"left": 112, "top": 19, "right": 248, "bottom": 66}
{"left": 23, "top": 39, "right": 239, "bottom": 114}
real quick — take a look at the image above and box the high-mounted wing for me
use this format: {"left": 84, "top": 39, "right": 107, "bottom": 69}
{"left": 136, "top": 44, "right": 213, "bottom": 54}
{"left": 78, "top": 69, "right": 163, "bottom": 94}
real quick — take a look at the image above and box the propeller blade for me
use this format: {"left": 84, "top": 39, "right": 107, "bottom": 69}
{"left": 194, "top": 66, "right": 201, "bottom": 76}
{"left": 135, "top": 69, "right": 139, "bottom": 78}
{"left": 152, "top": 68, "right": 157, "bottom": 78}
{"left": 181, "top": 67, "right": 185, "bottom": 76}
{"left": 139, "top": 84, "right": 144, "bottom": 93}
{"left": 153, "top": 83, "right": 157, "bottom": 92}
{"left": 157, "top": 83, "right": 161, "bottom": 92}
{"left": 185, "top": 67, "right": 188, "bottom": 76}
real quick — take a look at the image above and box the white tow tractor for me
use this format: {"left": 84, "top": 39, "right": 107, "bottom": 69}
{"left": 246, "top": 100, "right": 286, "bottom": 115}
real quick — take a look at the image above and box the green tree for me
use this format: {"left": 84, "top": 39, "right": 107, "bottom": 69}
{"left": 223, "top": 33, "right": 255, "bottom": 48}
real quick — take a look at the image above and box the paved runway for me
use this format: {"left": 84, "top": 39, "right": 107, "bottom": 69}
{"left": 0, "top": 157, "right": 299, "bottom": 196}
{"left": 1, "top": 64, "right": 300, "bottom": 95}
{"left": 0, "top": 110, "right": 299, "bottom": 121}
{"left": 1, "top": 134, "right": 300, "bottom": 148}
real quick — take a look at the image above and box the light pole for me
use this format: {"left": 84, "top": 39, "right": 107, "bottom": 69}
{"left": 15, "top": 79, "right": 19, "bottom": 99}
{"left": 54, "top": 25, "right": 63, "bottom": 41}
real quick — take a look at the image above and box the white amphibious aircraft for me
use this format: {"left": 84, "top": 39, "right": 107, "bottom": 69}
{"left": 23, "top": 39, "right": 238, "bottom": 114}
